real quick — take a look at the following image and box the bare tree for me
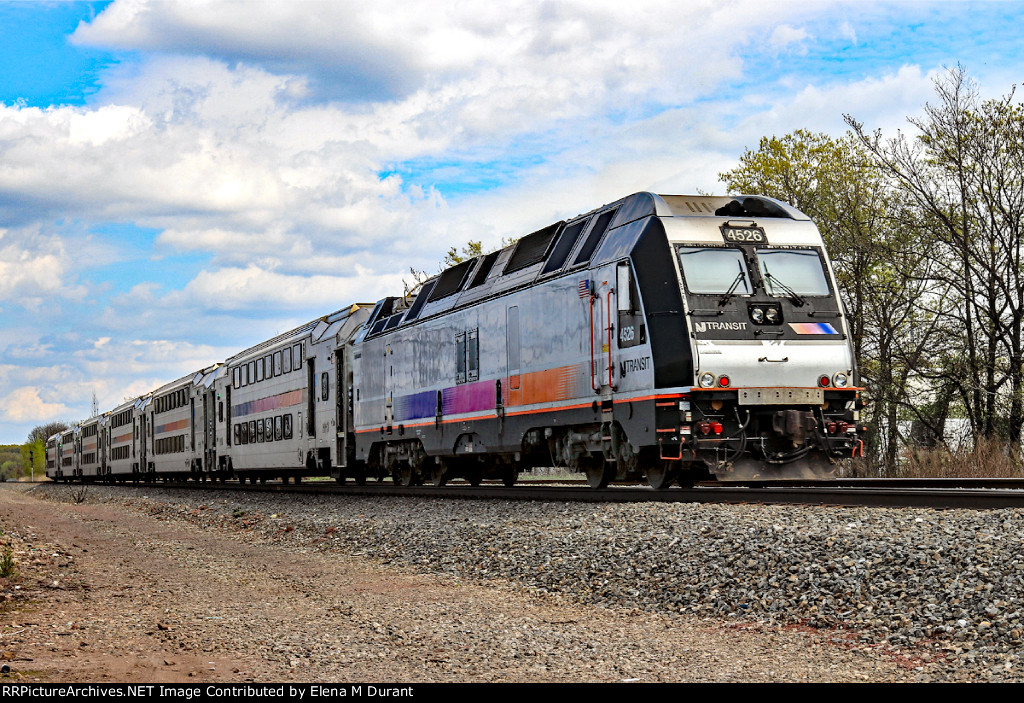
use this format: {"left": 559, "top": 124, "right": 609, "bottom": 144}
{"left": 848, "top": 66, "right": 1024, "bottom": 450}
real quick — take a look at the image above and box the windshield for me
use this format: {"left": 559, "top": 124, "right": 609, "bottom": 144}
{"left": 755, "top": 249, "right": 830, "bottom": 297}
{"left": 676, "top": 247, "right": 752, "bottom": 295}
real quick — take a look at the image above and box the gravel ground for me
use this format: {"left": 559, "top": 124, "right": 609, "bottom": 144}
{"left": 7, "top": 482, "right": 1024, "bottom": 681}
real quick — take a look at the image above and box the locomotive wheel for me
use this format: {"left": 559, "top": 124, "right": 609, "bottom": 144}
{"left": 502, "top": 466, "right": 519, "bottom": 487}
{"left": 353, "top": 468, "right": 367, "bottom": 486}
{"left": 430, "top": 463, "right": 448, "bottom": 487}
{"left": 582, "top": 456, "right": 614, "bottom": 489}
{"left": 396, "top": 463, "right": 414, "bottom": 487}
{"left": 646, "top": 462, "right": 676, "bottom": 490}
{"left": 465, "top": 464, "right": 482, "bottom": 487}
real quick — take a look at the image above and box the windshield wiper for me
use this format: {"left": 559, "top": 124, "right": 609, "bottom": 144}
{"left": 718, "top": 263, "right": 747, "bottom": 307}
{"left": 762, "top": 267, "right": 806, "bottom": 307}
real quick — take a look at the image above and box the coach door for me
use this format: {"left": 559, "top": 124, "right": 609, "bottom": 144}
{"left": 383, "top": 343, "right": 394, "bottom": 432}
{"left": 335, "top": 351, "right": 347, "bottom": 467}
{"left": 204, "top": 388, "right": 216, "bottom": 471}
{"left": 588, "top": 276, "right": 615, "bottom": 392}
{"left": 506, "top": 306, "right": 520, "bottom": 406}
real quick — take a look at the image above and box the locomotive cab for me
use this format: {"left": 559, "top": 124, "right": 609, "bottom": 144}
{"left": 648, "top": 195, "right": 864, "bottom": 479}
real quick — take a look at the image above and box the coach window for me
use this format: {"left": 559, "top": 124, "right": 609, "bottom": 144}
{"left": 264, "top": 354, "right": 272, "bottom": 379}
{"left": 248, "top": 361, "right": 255, "bottom": 385}
{"left": 283, "top": 414, "right": 293, "bottom": 440}
{"left": 257, "top": 358, "right": 264, "bottom": 383}
{"left": 283, "top": 347, "right": 292, "bottom": 374}
{"left": 249, "top": 420, "right": 256, "bottom": 444}
{"left": 233, "top": 424, "right": 240, "bottom": 444}
{"left": 233, "top": 367, "right": 240, "bottom": 389}
{"left": 321, "top": 372, "right": 329, "bottom": 401}
{"left": 293, "top": 344, "right": 302, "bottom": 367}
{"left": 257, "top": 419, "right": 264, "bottom": 442}
{"left": 218, "top": 401, "right": 224, "bottom": 422}
{"left": 275, "top": 415, "right": 283, "bottom": 441}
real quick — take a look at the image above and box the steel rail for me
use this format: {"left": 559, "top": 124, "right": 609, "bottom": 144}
{"left": 48, "top": 478, "right": 1024, "bottom": 510}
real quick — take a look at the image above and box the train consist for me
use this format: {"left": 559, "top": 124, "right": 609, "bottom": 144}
{"left": 46, "top": 192, "right": 865, "bottom": 488}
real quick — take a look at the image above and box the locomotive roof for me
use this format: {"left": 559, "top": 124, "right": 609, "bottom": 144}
{"left": 359, "top": 191, "right": 815, "bottom": 340}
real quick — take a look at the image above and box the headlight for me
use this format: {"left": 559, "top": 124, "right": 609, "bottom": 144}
{"left": 833, "top": 372, "right": 849, "bottom": 388}
{"left": 698, "top": 372, "right": 716, "bottom": 388}
{"left": 750, "top": 307, "right": 764, "bottom": 323}
{"left": 765, "top": 306, "right": 780, "bottom": 323}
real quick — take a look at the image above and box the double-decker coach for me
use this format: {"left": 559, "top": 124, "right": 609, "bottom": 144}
{"left": 218, "top": 304, "right": 372, "bottom": 483}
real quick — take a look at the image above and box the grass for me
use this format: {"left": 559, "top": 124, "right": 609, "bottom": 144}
{"left": 899, "top": 437, "right": 1024, "bottom": 478}
{"left": 0, "top": 544, "right": 17, "bottom": 580}
{"left": 66, "top": 484, "right": 88, "bottom": 504}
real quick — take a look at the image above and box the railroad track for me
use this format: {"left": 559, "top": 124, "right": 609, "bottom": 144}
{"left": 39, "top": 476, "right": 1024, "bottom": 510}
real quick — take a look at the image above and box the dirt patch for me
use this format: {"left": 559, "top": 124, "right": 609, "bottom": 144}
{"left": 0, "top": 484, "right": 917, "bottom": 682}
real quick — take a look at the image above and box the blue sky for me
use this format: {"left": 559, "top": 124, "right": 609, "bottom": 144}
{"left": 1, "top": 0, "right": 1023, "bottom": 443}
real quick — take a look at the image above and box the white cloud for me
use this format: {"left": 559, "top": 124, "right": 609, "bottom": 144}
{"left": 179, "top": 264, "right": 404, "bottom": 311}
{"left": 839, "top": 20, "right": 858, "bottom": 45}
{"left": 769, "top": 24, "right": 810, "bottom": 53}
{"left": 746, "top": 64, "right": 938, "bottom": 141}
{"left": 1, "top": 386, "right": 70, "bottom": 422}
{"left": 0, "top": 226, "right": 88, "bottom": 308}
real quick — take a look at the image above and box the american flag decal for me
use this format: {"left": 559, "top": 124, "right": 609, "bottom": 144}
{"left": 578, "top": 279, "right": 591, "bottom": 298}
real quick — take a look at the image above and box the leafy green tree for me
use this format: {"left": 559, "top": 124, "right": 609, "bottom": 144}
{"left": 0, "top": 460, "right": 17, "bottom": 480}
{"left": 443, "top": 240, "right": 483, "bottom": 267}
{"left": 18, "top": 421, "right": 69, "bottom": 480}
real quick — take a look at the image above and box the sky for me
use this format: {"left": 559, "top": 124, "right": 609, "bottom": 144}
{"left": 1, "top": 0, "right": 1023, "bottom": 443}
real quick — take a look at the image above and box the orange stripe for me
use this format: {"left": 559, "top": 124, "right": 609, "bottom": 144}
{"left": 355, "top": 392, "right": 694, "bottom": 434}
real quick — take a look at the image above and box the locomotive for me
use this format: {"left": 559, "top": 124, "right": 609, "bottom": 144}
{"left": 47, "top": 192, "right": 864, "bottom": 488}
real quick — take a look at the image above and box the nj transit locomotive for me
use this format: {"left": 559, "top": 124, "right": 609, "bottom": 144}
{"left": 47, "top": 192, "right": 864, "bottom": 488}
